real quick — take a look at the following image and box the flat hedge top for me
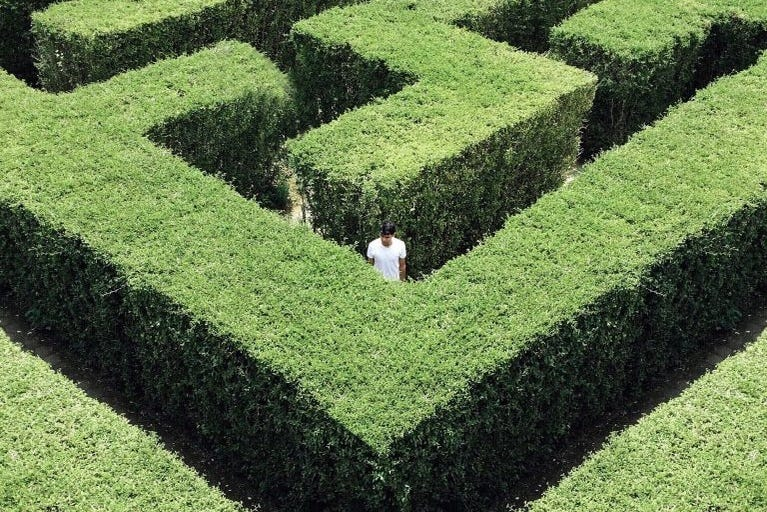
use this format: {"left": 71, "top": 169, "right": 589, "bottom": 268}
{"left": 527, "top": 328, "right": 767, "bottom": 511}
{"left": 3, "top": 32, "right": 767, "bottom": 455}
{"left": 32, "top": 0, "right": 230, "bottom": 36}
{"left": 552, "top": 0, "right": 767, "bottom": 56}
{"left": 0, "top": 331, "right": 242, "bottom": 511}
{"left": 288, "top": 0, "right": 594, "bottom": 186}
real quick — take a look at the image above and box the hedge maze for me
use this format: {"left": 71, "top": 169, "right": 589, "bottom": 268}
{"left": 1, "top": 0, "right": 766, "bottom": 510}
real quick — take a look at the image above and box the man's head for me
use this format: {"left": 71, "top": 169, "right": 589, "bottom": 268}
{"left": 380, "top": 220, "right": 396, "bottom": 246}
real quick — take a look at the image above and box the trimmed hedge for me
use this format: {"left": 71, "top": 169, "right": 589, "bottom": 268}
{"left": 31, "top": 0, "right": 357, "bottom": 91}
{"left": 0, "top": 0, "right": 60, "bottom": 82}
{"left": 454, "top": 0, "right": 599, "bottom": 52}
{"left": 0, "top": 43, "right": 388, "bottom": 509}
{"left": 551, "top": 0, "right": 767, "bottom": 155}
{"left": 288, "top": 1, "right": 596, "bottom": 275}
{"left": 33, "top": 24, "right": 294, "bottom": 208}
{"left": 32, "top": 0, "right": 243, "bottom": 92}
{"left": 3, "top": 24, "right": 767, "bottom": 509}
{"left": 144, "top": 56, "right": 296, "bottom": 209}
{"left": 29, "top": 0, "right": 601, "bottom": 271}
{"left": 526, "top": 328, "right": 767, "bottom": 511}
{"left": 0, "top": 330, "right": 243, "bottom": 511}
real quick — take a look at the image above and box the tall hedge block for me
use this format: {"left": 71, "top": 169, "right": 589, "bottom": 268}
{"left": 288, "top": 0, "right": 597, "bottom": 275}
{"left": 0, "top": 331, "right": 243, "bottom": 511}
{"left": 527, "top": 328, "right": 767, "bottom": 511}
{"left": 551, "top": 0, "right": 767, "bottom": 154}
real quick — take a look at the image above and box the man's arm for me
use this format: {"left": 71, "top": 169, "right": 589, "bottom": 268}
{"left": 399, "top": 257, "right": 406, "bottom": 282}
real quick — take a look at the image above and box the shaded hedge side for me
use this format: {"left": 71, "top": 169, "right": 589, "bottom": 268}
{"left": 551, "top": 0, "right": 767, "bottom": 155}
{"left": 288, "top": 1, "right": 596, "bottom": 276}
{"left": 146, "top": 82, "right": 295, "bottom": 210}
{"left": 455, "top": 0, "right": 598, "bottom": 52}
{"left": 0, "top": 331, "right": 243, "bottom": 511}
{"left": 527, "top": 329, "right": 767, "bottom": 511}
{"left": 0, "top": 0, "right": 59, "bottom": 82}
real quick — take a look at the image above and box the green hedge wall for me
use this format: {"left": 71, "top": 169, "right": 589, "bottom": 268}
{"left": 145, "top": 72, "right": 295, "bottom": 210}
{"left": 0, "top": 330, "right": 243, "bottom": 511}
{"left": 0, "top": 43, "right": 387, "bottom": 509}
{"left": 3, "top": 24, "right": 767, "bottom": 508}
{"left": 288, "top": 0, "right": 596, "bottom": 276}
{"left": 551, "top": 0, "right": 767, "bottom": 155}
{"left": 382, "top": 53, "right": 767, "bottom": 508}
{"left": 32, "top": 0, "right": 243, "bottom": 92}
{"left": 31, "top": 0, "right": 356, "bottom": 91}
{"left": 31, "top": 18, "right": 295, "bottom": 208}
{"left": 0, "top": 0, "right": 59, "bottom": 82}
{"left": 526, "top": 328, "right": 767, "bottom": 511}
{"left": 454, "top": 0, "right": 599, "bottom": 52}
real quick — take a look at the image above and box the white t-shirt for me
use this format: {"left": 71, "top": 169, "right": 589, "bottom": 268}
{"left": 367, "top": 237, "right": 406, "bottom": 281}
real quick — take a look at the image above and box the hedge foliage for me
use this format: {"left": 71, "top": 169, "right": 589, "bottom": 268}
{"left": 288, "top": 0, "right": 596, "bottom": 275}
{"left": 526, "top": 329, "right": 767, "bottom": 511}
{"left": 143, "top": 47, "right": 295, "bottom": 209}
{"left": 0, "top": 331, "right": 243, "bottom": 511}
{"left": 32, "top": 0, "right": 244, "bottom": 92}
{"left": 7, "top": 3, "right": 767, "bottom": 511}
{"left": 551, "top": 0, "right": 767, "bottom": 155}
{"left": 0, "top": 43, "right": 389, "bottom": 509}
{"left": 29, "top": 0, "right": 597, "bottom": 93}
{"left": 3, "top": 23, "right": 767, "bottom": 508}
{"left": 31, "top": 0, "right": 356, "bottom": 91}
{"left": 451, "top": 0, "right": 599, "bottom": 53}
{"left": 34, "top": 26, "right": 293, "bottom": 208}
{"left": 0, "top": 0, "right": 59, "bottom": 82}
{"left": 29, "top": 0, "right": 600, "bottom": 273}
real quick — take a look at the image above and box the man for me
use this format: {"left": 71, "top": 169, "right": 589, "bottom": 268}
{"left": 367, "top": 220, "right": 407, "bottom": 281}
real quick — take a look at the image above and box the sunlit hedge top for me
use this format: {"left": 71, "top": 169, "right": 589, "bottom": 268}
{"left": 553, "top": 0, "right": 767, "bottom": 57}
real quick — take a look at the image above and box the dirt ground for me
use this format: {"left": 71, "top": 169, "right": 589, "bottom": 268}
{"left": 2, "top": 293, "right": 766, "bottom": 511}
